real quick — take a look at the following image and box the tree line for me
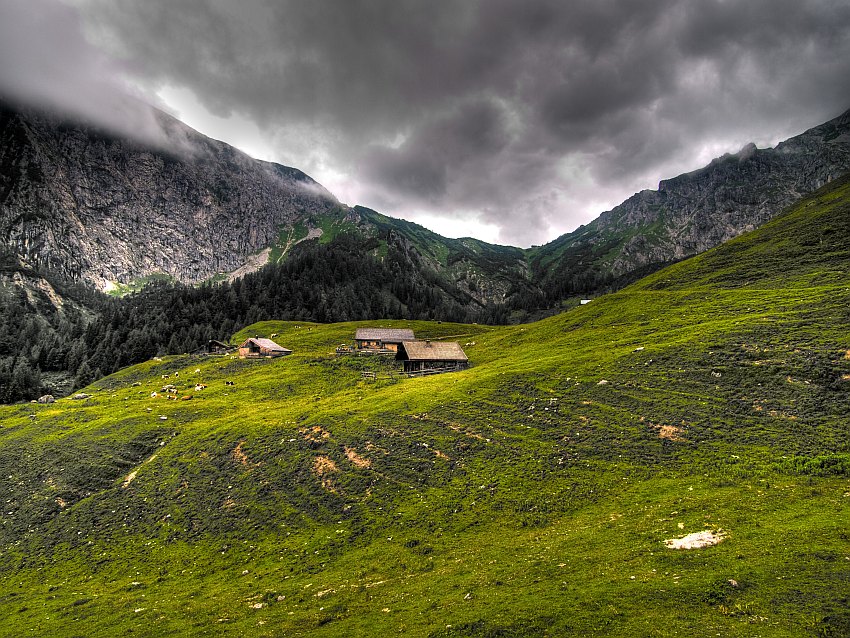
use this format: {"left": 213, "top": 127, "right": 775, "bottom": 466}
{"left": 0, "top": 233, "right": 511, "bottom": 403}
{"left": 2, "top": 227, "right": 636, "bottom": 403}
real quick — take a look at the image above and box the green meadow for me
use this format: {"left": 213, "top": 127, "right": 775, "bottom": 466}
{"left": 1, "top": 178, "right": 849, "bottom": 636}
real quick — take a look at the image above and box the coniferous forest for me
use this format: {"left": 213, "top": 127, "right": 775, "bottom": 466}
{"left": 0, "top": 233, "right": 534, "bottom": 403}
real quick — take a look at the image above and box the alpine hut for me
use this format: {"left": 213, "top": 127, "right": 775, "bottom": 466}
{"left": 354, "top": 328, "right": 415, "bottom": 353}
{"left": 206, "top": 339, "right": 232, "bottom": 354}
{"left": 238, "top": 337, "right": 292, "bottom": 359}
{"left": 396, "top": 340, "right": 469, "bottom": 375}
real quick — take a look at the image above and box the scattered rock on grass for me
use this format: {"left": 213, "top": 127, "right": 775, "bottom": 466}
{"left": 664, "top": 530, "right": 726, "bottom": 549}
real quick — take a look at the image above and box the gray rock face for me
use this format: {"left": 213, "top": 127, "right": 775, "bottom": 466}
{"left": 587, "top": 109, "right": 850, "bottom": 277}
{"left": 0, "top": 102, "right": 339, "bottom": 290}
{"left": 533, "top": 108, "right": 850, "bottom": 292}
{"left": 3, "top": 100, "right": 850, "bottom": 303}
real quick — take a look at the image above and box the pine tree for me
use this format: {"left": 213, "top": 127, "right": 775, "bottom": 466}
{"left": 74, "top": 359, "right": 94, "bottom": 390}
{"left": 11, "top": 357, "right": 40, "bottom": 402}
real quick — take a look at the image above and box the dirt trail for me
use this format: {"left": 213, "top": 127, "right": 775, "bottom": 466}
{"left": 122, "top": 452, "right": 159, "bottom": 488}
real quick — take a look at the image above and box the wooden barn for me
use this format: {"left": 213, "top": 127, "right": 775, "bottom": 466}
{"left": 354, "top": 328, "right": 415, "bottom": 353}
{"left": 206, "top": 339, "right": 232, "bottom": 354}
{"left": 238, "top": 337, "right": 292, "bottom": 359}
{"left": 396, "top": 340, "right": 469, "bottom": 375}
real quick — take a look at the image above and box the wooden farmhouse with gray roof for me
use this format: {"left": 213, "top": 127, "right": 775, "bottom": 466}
{"left": 238, "top": 337, "right": 292, "bottom": 359}
{"left": 354, "top": 328, "right": 415, "bottom": 353}
{"left": 396, "top": 340, "right": 469, "bottom": 375}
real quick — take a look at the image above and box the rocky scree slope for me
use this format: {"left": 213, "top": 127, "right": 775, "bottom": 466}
{"left": 0, "top": 102, "right": 340, "bottom": 290}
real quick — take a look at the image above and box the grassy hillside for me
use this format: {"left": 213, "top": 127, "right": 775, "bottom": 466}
{"left": 1, "top": 181, "right": 850, "bottom": 636}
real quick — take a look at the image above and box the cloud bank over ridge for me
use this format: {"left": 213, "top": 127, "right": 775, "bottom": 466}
{"left": 3, "top": 0, "right": 850, "bottom": 245}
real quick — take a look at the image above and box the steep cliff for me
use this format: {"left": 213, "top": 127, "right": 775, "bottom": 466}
{"left": 532, "top": 108, "right": 850, "bottom": 295}
{"left": 0, "top": 102, "right": 340, "bottom": 290}
{"left": 3, "top": 100, "right": 850, "bottom": 307}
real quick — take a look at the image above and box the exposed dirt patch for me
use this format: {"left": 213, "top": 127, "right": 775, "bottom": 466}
{"left": 302, "top": 426, "right": 331, "bottom": 443}
{"left": 446, "top": 422, "right": 486, "bottom": 440}
{"left": 365, "top": 441, "right": 388, "bottom": 455}
{"left": 768, "top": 410, "right": 797, "bottom": 420}
{"left": 313, "top": 456, "right": 339, "bottom": 492}
{"left": 653, "top": 423, "right": 685, "bottom": 441}
{"left": 344, "top": 447, "right": 371, "bottom": 468}
{"left": 664, "top": 530, "right": 726, "bottom": 549}
{"left": 122, "top": 453, "right": 159, "bottom": 488}
{"left": 222, "top": 497, "right": 237, "bottom": 510}
{"left": 314, "top": 456, "right": 338, "bottom": 475}
{"left": 232, "top": 440, "right": 260, "bottom": 468}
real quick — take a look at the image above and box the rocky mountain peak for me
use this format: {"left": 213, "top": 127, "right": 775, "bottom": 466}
{"left": 0, "top": 101, "right": 340, "bottom": 291}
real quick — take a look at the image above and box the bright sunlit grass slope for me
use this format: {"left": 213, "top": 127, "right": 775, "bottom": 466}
{"left": 1, "top": 178, "right": 850, "bottom": 636}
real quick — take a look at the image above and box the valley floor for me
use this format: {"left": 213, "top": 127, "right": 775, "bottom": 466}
{"left": 2, "top": 181, "right": 850, "bottom": 636}
{"left": 0, "top": 299, "right": 847, "bottom": 636}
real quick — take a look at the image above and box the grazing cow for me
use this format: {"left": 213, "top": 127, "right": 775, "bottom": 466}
{"left": 194, "top": 368, "right": 201, "bottom": 374}
{"left": 161, "top": 374, "right": 169, "bottom": 380}
{"left": 180, "top": 395, "right": 193, "bottom": 401}
{"left": 271, "top": 333, "right": 279, "bottom": 338}
{"left": 194, "top": 384, "right": 207, "bottom": 391}
{"left": 224, "top": 380, "right": 235, "bottom": 386}
{"left": 150, "top": 392, "right": 158, "bottom": 398}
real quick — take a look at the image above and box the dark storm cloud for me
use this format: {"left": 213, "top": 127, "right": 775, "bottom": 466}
{"left": 0, "top": 1, "right": 171, "bottom": 144}
{"left": 8, "top": 0, "right": 850, "bottom": 245}
{"left": 364, "top": 98, "right": 513, "bottom": 201}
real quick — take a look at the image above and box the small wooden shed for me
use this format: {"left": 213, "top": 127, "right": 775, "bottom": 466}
{"left": 207, "top": 339, "right": 232, "bottom": 354}
{"left": 238, "top": 337, "right": 292, "bottom": 359}
{"left": 355, "top": 328, "right": 415, "bottom": 353}
{"left": 396, "top": 340, "right": 469, "bottom": 375}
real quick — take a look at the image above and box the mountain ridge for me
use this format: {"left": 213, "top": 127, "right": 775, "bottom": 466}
{"left": 0, "top": 100, "right": 341, "bottom": 289}
{"left": 529, "top": 106, "right": 850, "bottom": 299}
{"left": 3, "top": 100, "right": 850, "bottom": 306}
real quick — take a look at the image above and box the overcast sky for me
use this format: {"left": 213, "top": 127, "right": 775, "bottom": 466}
{"left": 2, "top": 1, "right": 850, "bottom": 246}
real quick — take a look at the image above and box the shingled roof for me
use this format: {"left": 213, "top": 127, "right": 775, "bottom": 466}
{"left": 400, "top": 340, "right": 468, "bottom": 361}
{"left": 355, "top": 328, "right": 415, "bottom": 342}
{"left": 241, "top": 338, "right": 292, "bottom": 353}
